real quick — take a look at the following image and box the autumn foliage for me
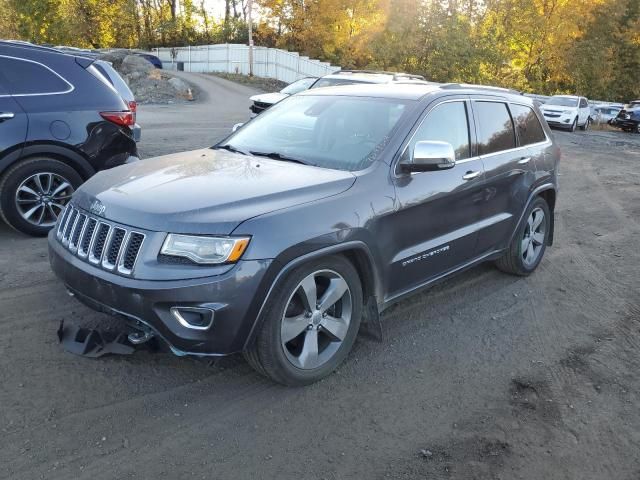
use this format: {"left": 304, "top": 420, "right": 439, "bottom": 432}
{"left": 0, "top": 0, "right": 638, "bottom": 101}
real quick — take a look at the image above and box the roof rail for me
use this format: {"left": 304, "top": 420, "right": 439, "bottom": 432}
{"left": 336, "top": 69, "right": 425, "bottom": 81}
{"left": 440, "top": 83, "right": 522, "bottom": 95}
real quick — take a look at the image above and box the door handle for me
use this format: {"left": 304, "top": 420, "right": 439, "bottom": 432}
{"left": 0, "top": 112, "right": 15, "bottom": 120}
{"left": 462, "top": 170, "right": 481, "bottom": 181}
{"left": 517, "top": 156, "right": 531, "bottom": 165}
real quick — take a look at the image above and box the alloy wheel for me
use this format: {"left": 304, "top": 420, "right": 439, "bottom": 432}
{"left": 521, "top": 207, "right": 546, "bottom": 267}
{"left": 14, "top": 172, "right": 74, "bottom": 227}
{"left": 280, "top": 269, "right": 353, "bottom": 370}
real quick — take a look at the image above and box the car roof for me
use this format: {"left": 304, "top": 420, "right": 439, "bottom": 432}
{"left": 550, "top": 94, "right": 582, "bottom": 99}
{"left": 298, "top": 82, "right": 533, "bottom": 103}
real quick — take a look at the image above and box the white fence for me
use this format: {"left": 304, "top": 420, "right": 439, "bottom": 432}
{"left": 153, "top": 44, "right": 340, "bottom": 84}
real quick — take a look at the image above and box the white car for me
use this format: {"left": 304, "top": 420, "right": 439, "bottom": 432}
{"left": 249, "top": 77, "right": 318, "bottom": 116}
{"left": 540, "top": 95, "right": 591, "bottom": 131}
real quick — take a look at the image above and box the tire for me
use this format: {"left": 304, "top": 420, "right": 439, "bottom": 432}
{"left": 495, "top": 196, "right": 551, "bottom": 276}
{"left": 244, "top": 255, "right": 363, "bottom": 386}
{"left": 569, "top": 117, "right": 577, "bottom": 132}
{"left": 580, "top": 118, "right": 590, "bottom": 131}
{"left": 0, "top": 157, "right": 82, "bottom": 236}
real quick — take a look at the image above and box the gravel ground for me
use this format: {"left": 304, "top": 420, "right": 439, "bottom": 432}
{"left": 136, "top": 71, "right": 258, "bottom": 158}
{"left": 0, "top": 88, "right": 639, "bottom": 479}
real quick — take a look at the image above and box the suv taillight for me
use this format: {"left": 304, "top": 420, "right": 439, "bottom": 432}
{"left": 100, "top": 111, "right": 135, "bottom": 128}
{"left": 127, "top": 101, "right": 137, "bottom": 122}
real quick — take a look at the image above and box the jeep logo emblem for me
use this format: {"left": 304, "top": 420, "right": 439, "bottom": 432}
{"left": 89, "top": 200, "right": 106, "bottom": 217}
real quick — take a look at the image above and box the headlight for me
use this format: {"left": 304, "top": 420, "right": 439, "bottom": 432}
{"left": 161, "top": 234, "right": 250, "bottom": 264}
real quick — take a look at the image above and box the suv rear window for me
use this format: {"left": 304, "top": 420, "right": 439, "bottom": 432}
{"left": 509, "top": 104, "right": 546, "bottom": 146}
{"left": 475, "top": 102, "right": 516, "bottom": 155}
{"left": 0, "top": 56, "right": 71, "bottom": 95}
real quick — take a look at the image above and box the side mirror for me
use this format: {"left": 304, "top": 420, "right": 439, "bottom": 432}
{"left": 400, "top": 141, "right": 456, "bottom": 173}
{"left": 232, "top": 123, "right": 244, "bottom": 132}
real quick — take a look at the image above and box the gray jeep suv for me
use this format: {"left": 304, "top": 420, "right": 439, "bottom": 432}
{"left": 49, "top": 83, "right": 559, "bottom": 385}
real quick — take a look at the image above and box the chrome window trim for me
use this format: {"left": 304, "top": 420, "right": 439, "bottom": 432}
{"left": 0, "top": 55, "right": 75, "bottom": 97}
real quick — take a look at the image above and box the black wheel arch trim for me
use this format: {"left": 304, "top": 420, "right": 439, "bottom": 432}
{"left": 0, "top": 143, "right": 95, "bottom": 180}
{"left": 242, "top": 240, "right": 383, "bottom": 351}
{"left": 508, "top": 183, "right": 557, "bottom": 248}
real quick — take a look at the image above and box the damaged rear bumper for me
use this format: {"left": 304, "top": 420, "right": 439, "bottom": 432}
{"left": 48, "top": 233, "right": 272, "bottom": 356}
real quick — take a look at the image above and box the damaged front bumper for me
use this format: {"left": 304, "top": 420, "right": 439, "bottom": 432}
{"left": 49, "top": 232, "right": 272, "bottom": 356}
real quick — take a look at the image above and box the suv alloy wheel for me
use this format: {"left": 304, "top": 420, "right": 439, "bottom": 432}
{"left": 495, "top": 196, "right": 550, "bottom": 276}
{"left": 0, "top": 158, "right": 81, "bottom": 236}
{"left": 245, "top": 255, "right": 363, "bottom": 386}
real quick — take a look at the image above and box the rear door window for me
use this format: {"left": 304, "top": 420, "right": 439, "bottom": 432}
{"left": 509, "top": 104, "right": 547, "bottom": 146}
{"left": 475, "top": 102, "right": 516, "bottom": 155}
{"left": 0, "top": 56, "right": 72, "bottom": 95}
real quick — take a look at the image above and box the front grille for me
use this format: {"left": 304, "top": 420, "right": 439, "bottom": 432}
{"left": 56, "top": 204, "right": 145, "bottom": 276}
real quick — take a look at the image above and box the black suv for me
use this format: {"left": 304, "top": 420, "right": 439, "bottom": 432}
{"left": 49, "top": 83, "right": 559, "bottom": 385}
{"left": 0, "top": 41, "right": 138, "bottom": 236}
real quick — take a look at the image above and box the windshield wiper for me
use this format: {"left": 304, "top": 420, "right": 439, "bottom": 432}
{"left": 213, "top": 144, "right": 251, "bottom": 156}
{"left": 249, "top": 151, "right": 313, "bottom": 166}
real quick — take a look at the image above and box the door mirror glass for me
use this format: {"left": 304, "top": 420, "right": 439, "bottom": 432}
{"left": 400, "top": 141, "right": 456, "bottom": 173}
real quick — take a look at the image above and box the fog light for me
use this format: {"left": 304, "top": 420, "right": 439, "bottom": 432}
{"left": 171, "top": 307, "right": 214, "bottom": 330}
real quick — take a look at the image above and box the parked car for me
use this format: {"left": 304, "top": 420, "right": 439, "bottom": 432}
{"left": 540, "top": 95, "right": 591, "bottom": 131}
{"left": 134, "top": 52, "right": 163, "bottom": 69}
{"left": 0, "top": 41, "right": 138, "bottom": 236}
{"left": 591, "top": 105, "right": 622, "bottom": 124}
{"left": 50, "top": 83, "right": 559, "bottom": 385}
{"left": 249, "top": 70, "right": 427, "bottom": 115}
{"left": 90, "top": 59, "right": 142, "bottom": 142}
{"left": 611, "top": 103, "right": 640, "bottom": 133}
{"left": 250, "top": 77, "right": 318, "bottom": 116}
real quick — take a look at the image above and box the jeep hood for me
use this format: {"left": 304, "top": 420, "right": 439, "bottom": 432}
{"left": 73, "top": 148, "right": 356, "bottom": 234}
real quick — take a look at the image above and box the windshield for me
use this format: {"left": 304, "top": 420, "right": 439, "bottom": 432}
{"left": 220, "top": 95, "right": 411, "bottom": 171}
{"left": 545, "top": 96, "right": 578, "bottom": 107}
{"left": 280, "top": 77, "right": 317, "bottom": 95}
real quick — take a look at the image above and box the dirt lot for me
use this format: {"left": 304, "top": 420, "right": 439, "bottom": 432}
{"left": 1, "top": 104, "right": 639, "bottom": 478}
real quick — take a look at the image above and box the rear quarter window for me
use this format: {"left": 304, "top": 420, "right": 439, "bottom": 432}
{"left": 0, "top": 56, "right": 72, "bottom": 95}
{"left": 475, "top": 101, "right": 516, "bottom": 155}
{"left": 509, "top": 104, "right": 547, "bottom": 146}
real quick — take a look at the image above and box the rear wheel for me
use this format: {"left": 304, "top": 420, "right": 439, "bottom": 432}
{"left": 495, "top": 197, "right": 550, "bottom": 276}
{"left": 0, "top": 158, "right": 81, "bottom": 236}
{"left": 245, "top": 255, "right": 363, "bottom": 386}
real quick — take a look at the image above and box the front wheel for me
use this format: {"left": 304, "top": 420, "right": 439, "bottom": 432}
{"left": 495, "top": 197, "right": 550, "bottom": 276}
{"left": 245, "top": 255, "right": 363, "bottom": 386}
{"left": 0, "top": 158, "right": 82, "bottom": 236}
{"left": 569, "top": 117, "right": 578, "bottom": 132}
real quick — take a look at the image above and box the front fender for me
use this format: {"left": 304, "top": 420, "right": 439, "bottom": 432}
{"left": 241, "top": 237, "right": 383, "bottom": 351}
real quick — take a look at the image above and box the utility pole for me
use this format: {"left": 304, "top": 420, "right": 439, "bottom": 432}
{"left": 248, "top": 0, "right": 254, "bottom": 76}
